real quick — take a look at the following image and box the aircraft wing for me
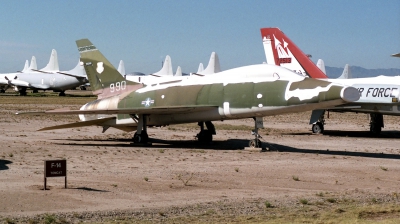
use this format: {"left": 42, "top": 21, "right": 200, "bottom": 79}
{"left": 57, "top": 71, "right": 87, "bottom": 78}
{"left": 17, "top": 105, "right": 218, "bottom": 116}
{"left": 1, "top": 78, "right": 30, "bottom": 87}
{"left": 31, "top": 69, "right": 52, "bottom": 74}
{"left": 38, "top": 117, "right": 116, "bottom": 131}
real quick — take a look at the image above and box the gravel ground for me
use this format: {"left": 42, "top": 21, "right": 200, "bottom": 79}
{"left": 1, "top": 93, "right": 400, "bottom": 223}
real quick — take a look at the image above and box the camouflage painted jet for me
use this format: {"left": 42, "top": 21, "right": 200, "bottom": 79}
{"left": 18, "top": 39, "right": 360, "bottom": 147}
{"left": 260, "top": 27, "right": 400, "bottom": 134}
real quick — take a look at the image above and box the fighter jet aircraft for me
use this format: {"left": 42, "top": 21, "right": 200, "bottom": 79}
{"left": 0, "top": 50, "right": 87, "bottom": 96}
{"left": 18, "top": 38, "right": 359, "bottom": 147}
{"left": 260, "top": 27, "right": 400, "bottom": 134}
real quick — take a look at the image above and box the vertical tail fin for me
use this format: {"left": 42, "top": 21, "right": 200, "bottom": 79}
{"left": 337, "top": 64, "right": 351, "bottom": 79}
{"left": 76, "top": 39, "right": 141, "bottom": 98}
{"left": 199, "top": 52, "right": 221, "bottom": 75}
{"left": 117, "top": 60, "right": 126, "bottom": 76}
{"left": 40, "top": 49, "right": 59, "bottom": 72}
{"left": 59, "top": 60, "right": 86, "bottom": 77}
{"left": 316, "top": 59, "right": 326, "bottom": 75}
{"left": 174, "top": 66, "right": 182, "bottom": 76}
{"left": 197, "top": 63, "right": 204, "bottom": 73}
{"left": 29, "top": 56, "right": 37, "bottom": 71}
{"left": 260, "top": 28, "right": 327, "bottom": 79}
{"left": 152, "top": 55, "right": 173, "bottom": 76}
{"left": 21, "top": 60, "right": 29, "bottom": 72}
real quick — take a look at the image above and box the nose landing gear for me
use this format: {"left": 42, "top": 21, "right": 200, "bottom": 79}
{"left": 249, "top": 117, "right": 264, "bottom": 148}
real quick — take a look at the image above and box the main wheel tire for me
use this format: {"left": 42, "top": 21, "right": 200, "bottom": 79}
{"left": 141, "top": 131, "right": 149, "bottom": 143}
{"left": 197, "top": 130, "right": 212, "bottom": 142}
{"left": 133, "top": 134, "right": 141, "bottom": 143}
{"left": 312, "top": 122, "right": 324, "bottom": 134}
{"left": 249, "top": 139, "right": 262, "bottom": 148}
{"left": 370, "top": 124, "right": 381, "bottom": 135}
{"left": 133, "top": 132, "right": 148, "bottom": 143}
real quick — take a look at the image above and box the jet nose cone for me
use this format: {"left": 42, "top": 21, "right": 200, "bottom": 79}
{"left": 341, "top": 86, "right": 360, "bottom": 102}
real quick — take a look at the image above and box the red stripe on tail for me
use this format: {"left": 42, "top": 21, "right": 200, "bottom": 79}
{"left": 260, "top": 28, "right": 328, "bottom": 79}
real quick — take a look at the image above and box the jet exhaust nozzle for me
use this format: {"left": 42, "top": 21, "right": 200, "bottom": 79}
{"left": 341, "top": 86, "right": 360, "bottom": 102}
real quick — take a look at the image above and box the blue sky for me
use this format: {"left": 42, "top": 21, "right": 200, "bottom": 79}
{"left": 0, "top": 0, "right": 399, "bottom": 74}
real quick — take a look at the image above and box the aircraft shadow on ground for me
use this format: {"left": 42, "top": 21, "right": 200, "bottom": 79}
{"left": 289, "top": 130, "right": 400, "bottom": 139}
{"left": 71, "top": 187, "right": 110, "bottom": 192}
{"left": 0, "top": 159, "right": 12, "bottom": 171}
{"left": 54, "top": 138, "right": 249, "bottom": 150}
{"left": 266, "top": 142, "right": 400, "bottom": 160}
{"left": 54, "top": 138, "right": 400, "bottom": 160}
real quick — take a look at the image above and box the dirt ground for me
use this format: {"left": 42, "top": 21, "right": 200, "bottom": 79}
{"left": 1, "top": 92, "right": 400, "bottom": 223}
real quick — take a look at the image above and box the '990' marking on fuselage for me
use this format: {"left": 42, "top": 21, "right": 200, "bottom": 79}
{"left": 110, "top": 81, "right": 126, "bottom": 92}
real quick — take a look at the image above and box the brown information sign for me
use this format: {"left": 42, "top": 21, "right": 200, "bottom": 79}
{"left": 44, "top": 160, "right": 67, "bottom": 190}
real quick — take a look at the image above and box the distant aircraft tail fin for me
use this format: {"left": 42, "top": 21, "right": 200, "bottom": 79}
{"left": 76, "top": 39, "right": 141, "bottom": 98}
{"left": 174, "top": 66, "right": 182, "bottom": 76}
{"left": 152, "top": 55, "right": 173, "bottom": 76}
{"left": 199, "top": 52, "right": 221, "bottom": 75}
{"left": 117, "top": 60, "right": 126, "bottom": 75}
{"left": 337, "top": 64, "right": 351, "bottom": 79}
{"left": 29, "top": 56, "right": 37, "bottom": 71}
{"left": 21, "top": 60, "right": 29, "bottom": 72}
{"left": 316, "top": 59, "right": 326, "bottom": 75}
{"left": 260, "top": 27, "right": 328, "bottom": 79}
{"left": 197, "top": 63, "right": 204, "bottom": 73}
{"left": 40, "top": 49, "right": 59, "bottom": 72}
{"left": 58, "top": 60, "right": 86, "bottom": 78}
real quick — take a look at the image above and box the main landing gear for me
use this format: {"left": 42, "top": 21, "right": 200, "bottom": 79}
{"left": 196, "top": 121, "right": 216, "bottom": 143}
{"left": 18, "top": 87, "right": 27, "bottom": 96}
{"left": 312, "top": 122, "right": 324, "bottom": 134}
{"left": 131, "top": 114, "right": 149, "bottom": 144}
{"left": 310, "top": 110, "right": 325, "bottom": 134}
{"left": 370, "top": 113, "right": 383, "bottom": 135}
{"left": 249, "top": 117, "right": 263, "bottom": 148}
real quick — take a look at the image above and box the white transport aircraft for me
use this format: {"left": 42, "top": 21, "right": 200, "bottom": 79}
{"left": 0, "top": 49, "right": 87, "bottom": 96}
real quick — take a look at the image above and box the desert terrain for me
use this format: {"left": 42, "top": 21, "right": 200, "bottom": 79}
{"left": 1, "top": 91, "right": 400, "bottom": 223}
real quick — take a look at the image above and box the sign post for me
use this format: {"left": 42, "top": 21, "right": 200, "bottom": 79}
{"left": 44, "top": 160, "right": 67, "bottom": 190}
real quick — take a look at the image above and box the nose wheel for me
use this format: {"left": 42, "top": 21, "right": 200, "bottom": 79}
{"left": 249, "top": 134, "right": 262, "bottom": 148}
{"left": 249, "top": 117, "right": 264, "bottom": 148}
{"left": 312, "top": 122, "right": 324, "bottom": 134}
{"left": 131, "top": 114, "right": 150, "bottom": 144}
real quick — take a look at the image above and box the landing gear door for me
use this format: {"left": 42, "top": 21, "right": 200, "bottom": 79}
{"left": 255, "top": 117, "right": 264, "bottom": 129}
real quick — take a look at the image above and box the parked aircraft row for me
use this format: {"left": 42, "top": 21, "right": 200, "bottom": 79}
{"left": 15, "top": 28, "right": 399, "bottom": 146}
{"left": 17, "top": 38, "right": 360, "bottom": 147}
{"left": 0, "top": 50, "right": 88, "bottom": 96}
{"left": 0, "top": 48, "right": 221, "bottom": 96}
